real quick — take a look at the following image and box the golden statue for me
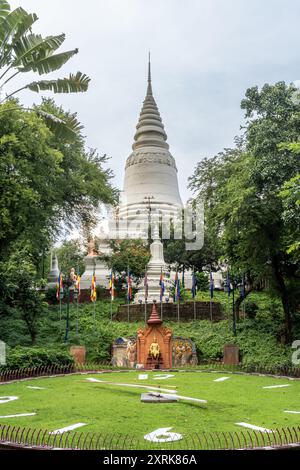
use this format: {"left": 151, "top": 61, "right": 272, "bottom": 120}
{"left": 149, "top": 336, "right": 160, "bottom": 359}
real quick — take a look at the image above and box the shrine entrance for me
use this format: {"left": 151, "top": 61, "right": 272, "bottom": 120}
{"left": 137, "top": 303, "right": 172, "bottom": 369}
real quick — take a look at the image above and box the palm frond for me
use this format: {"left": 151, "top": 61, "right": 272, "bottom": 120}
{"left": 12, "top": 12, "right": 38, "bottom": 43}
{"left": 12, "top": 33, "right": 65, "bottom": 67}
{"left": 0, "top": 7, "right": 28, "bottom": 51}
{"left": 19, "top": 49, "right": 78, "bottom": 75}
{"left": 26, "top": 72, "right": 90, "bottom": 94}
{"left": 35, "top": 109, "right": 84, "bottom": 141}
{"left": 0, "top": 0, "right": 10, "bottom": 20}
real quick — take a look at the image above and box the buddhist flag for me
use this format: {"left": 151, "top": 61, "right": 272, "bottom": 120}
{"left": 175, "top": 272, "right": 180, "bottom": 301}
{"left": 56, "top": 273, "right": 63, "bottom": 301}
{"left": 159, "top": 269, "right": 165, "bottom": 301}
{"left": 127, "top": 268, "right": 132, "bottom": 302}
{"left": 109, "top": 270, "right": 115, "bottom": 301}
{"left": 75, "top": 273, "right": 81, "bottom": 296}
{"left": 226, "top": 271, "right": 231, "bottom": 297}
{"left": 144, "top": 271, "right": 149, "bottom": 301}
{"left": 209, "top": 271, "right": 214, "bottom": 299}
{"left": 90, "top": 271, "right": 97, "bottom": 303}
{"left": 191, "top": 268, "right": 197, "bottom": 298}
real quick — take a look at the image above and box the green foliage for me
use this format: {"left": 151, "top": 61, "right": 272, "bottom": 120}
{"left": 189, "top": 82, "right": 300, "bottom": 341}
{"left": 2, "top": 346, "right": 74, "bottom": 370}
{"left": 55, "top": 239, "right": 85, "bottom": 276}
{"left": 106, "top": 239, "right": 150, "bottom": 283}
{"left": 196, "top": 272, "right": 209, "bottom": 291}
{"left": 245, "top": 301, "right": 258, "bottom": 319}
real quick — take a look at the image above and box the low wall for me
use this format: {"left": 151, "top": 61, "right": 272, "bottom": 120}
{"left": 115, "top": 301, "right": 223, "bottom": 322}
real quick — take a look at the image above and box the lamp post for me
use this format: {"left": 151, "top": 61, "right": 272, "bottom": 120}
{"left": 144, "top": 195, "right": 154, "bottom": 242}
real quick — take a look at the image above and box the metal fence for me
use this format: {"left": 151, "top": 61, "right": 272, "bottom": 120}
{"left": 0, "top": 424, "right": 300, "bottom": 450}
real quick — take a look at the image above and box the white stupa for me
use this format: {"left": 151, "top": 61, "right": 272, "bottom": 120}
{"left": 118, "top": 56, "right": 183, "bottom": 234}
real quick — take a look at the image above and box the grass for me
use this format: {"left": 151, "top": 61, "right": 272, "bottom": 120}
{"left": 0, "top": 370, "right": 300, "bottom": 444}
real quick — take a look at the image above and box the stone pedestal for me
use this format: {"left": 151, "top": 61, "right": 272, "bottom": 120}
{"left": 70, "top": 345, "right": 86, "bottom": 364}
{"left": 223, "top": 344, "right": 239, "bottom": 365}
{"left": 80, "top": 239, "right": 111, "bottom": 290}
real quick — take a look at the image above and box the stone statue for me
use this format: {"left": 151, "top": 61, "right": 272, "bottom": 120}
{"left": 149, "top": 336, "right": 160, "bottom": 359}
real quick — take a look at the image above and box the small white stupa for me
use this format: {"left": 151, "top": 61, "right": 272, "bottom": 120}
{"left": 47, "top": 252, "right": 60, "bottom": 288}
{"left": 134, "top": 224, "right": 173, "bottom": 304}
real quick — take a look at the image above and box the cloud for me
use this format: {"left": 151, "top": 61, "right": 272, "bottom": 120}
{"left": 8, "top": 0, "right": 300, "bottom": 203}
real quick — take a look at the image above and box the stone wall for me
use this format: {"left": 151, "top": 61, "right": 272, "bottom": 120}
{"left": 114, "top": 301, "right": 223, "bottom": 322}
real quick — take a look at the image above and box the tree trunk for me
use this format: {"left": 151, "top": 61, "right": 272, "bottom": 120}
{"left": 235, "top": 287, "right": 252, "bottom": 320}
{"left": 272, "top": 256, "right": 292, "bottom": 344}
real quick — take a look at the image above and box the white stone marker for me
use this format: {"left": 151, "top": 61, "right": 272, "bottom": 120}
{"left": 0, "top": 396, "right": 18, "bottom": 404}
{"left": 236, "top": 422, "right": 272, "bottom": 433}
{"left": 49, "top": 423, "right": 87, "bottom": 434}
{"left": 144, "top": 427, "right": 183, "bottom": 443}
{"left": 138, "top": 374, "right": 148, "bottom": 380}
{"left": 213, "top": 377, "right": 230, "bottom": 382}
{"left": 262, "top": 384, "right": 290, "bottom": 389}
{"left": 153, "top": 374, "right": 175, "bottom": 380}
{"left": 27, "top": 386, "right": 45, "bottom": 390}
{"left": 0, "top": 413, "right": 36, "bottom": 418}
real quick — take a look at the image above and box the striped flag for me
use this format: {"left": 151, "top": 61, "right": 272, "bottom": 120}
{"left": 90, "top": 271, "right": 97, "bottom": 303}
{"left": 191, "top": 269, "right": 197, "bottom": 298}
{"left": 75, "top": 273, "right": 81, "bottom": 296}
{"left": 109, "top": 270, "right": 115, "bottom": 301}
{"left": 209, "top": 271, "right": 214, "bottom": 299}
{"left": 126, "top": 268, "right": 132, "bottom": 302}
{"left": 226, "top": 271, "right": 231, "bottom": 297}
{"left": 56, "top": 273, "right": 63, "bottom": 301}
{"left": 175, "top": 272, "right": 180, "bottom": 301}
{"left": 144, "top": 271, "right": 148, "bottom": 301}
{"left": 159, "top": 269, "right": 165, "bottom": 301}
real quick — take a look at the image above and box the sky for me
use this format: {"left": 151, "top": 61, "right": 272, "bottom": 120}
{"left": 8, "top": 0, "right": 300, "bottom": 202}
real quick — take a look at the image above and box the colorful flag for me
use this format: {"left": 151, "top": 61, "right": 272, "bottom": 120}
{"left": 175, "top": 272, "right": 180, "bottom": 301}
{"left": 209, "top": 271, "right": 214, "bottom": 299}
{"left": 191, "top": 269, "right": 197, "bottom": 298}
{"left": 240, "top": 274, "right": 245, "bottom": 298}
{"left": 159, "top": 269, "right": 165, "bottom": 301}
{"left": 109, "top": 270, "right": 115, "bottom": 301}
{"left": 75, "top": 273, "right": 81, "bottom": 296}
{"left": 126, "top": 268, "right": 132, "bottom": 302}
{"left": 144, "top": 271, "right": 148, "bottom": 301}
{"left": 90, "top": 271, "right": 97, "bottom": 303}
{"left": 56, "top": 273, "right": 63, "bottom": 300}
{"left": 226, "top": 271, "right": 231, "bottom": 296}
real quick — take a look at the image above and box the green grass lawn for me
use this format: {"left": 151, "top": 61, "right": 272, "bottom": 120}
{"left": 0, "top": 370, "right": 300, "bottom": 444}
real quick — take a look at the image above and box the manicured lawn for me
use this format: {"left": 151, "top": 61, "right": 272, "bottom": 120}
{"left": 1, "top": 370, "right": 300, "bottom": 446}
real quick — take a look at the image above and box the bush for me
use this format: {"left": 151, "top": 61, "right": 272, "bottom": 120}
{"left": 245, "top": 301, "right": 259, "bottom": 318}
{"left": 2, "top": 346, "right": 74, "bottom": 370}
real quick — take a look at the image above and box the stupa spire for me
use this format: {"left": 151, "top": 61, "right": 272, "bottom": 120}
{"left": 132, "top": 55, "right": 169, "bottom": 150}
{"left": 147, "top": 51, "right": 152, "bottom": 96}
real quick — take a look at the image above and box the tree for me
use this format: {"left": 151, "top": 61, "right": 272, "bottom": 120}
{"left": 55, "top": 239, "right": 85, "bottom": 276}
{"left": 0, "top": 245, "right": 45, "bottom": 343}
{"left": 105, "top": 240, "right": 150, "bottom": 288}
{"left": 0, "top": 100, "right": 116, "bottom": 261}
{"left": 0, "top": 0, "right": 90, "bottom": 139}
{"left": 189, "top": 83, "right": 300, "bottom": 342}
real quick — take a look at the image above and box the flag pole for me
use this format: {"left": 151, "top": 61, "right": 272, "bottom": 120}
{"left": 110, "top": 269, "right": 113, "bottom": 321}
{"left": 193, "top": 266, "right": 196, "bottom": 321}
{"left": 127, "top": 265, "right": 130, "bottom": 323}
{"left": 144, "top": 265, "right": 147, "bottom": 323}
